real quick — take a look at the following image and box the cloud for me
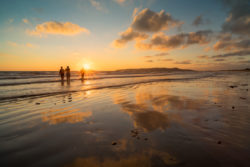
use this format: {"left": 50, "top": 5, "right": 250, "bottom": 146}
{"left": 137, "top": 30, "right": 212, "bottom": 51}
{"left": 22, "top": 18, "right": 29, "bottom": 24}
{"left": 132, "top": 7, "right": 140, "bottom": 17}
{"left": 144, "top": 55, "right": 152, "bottom": 58}
{"left": 214, "top": 58, "right": 225, "bottom": 62}
{"left": 131, "top": 8, "right": 183, "bottom": 32}
{"left": 113, "top": 28, "right": 148, "bottom": 48}
{"left": 192, "top": 15, "right": 210, "bottom": 26}
{"left": 175, "top": 60, "right": 191, "bottom": 64}
{"left": 238, "top": 60, "right": 250, "bottom": 64}
{"left": 8, "top": 41, "right": 38, "bottom": 48}
{"left": 197, "top": 55, "right": 209, "bottom": 59}
{"left": 28, "top": 21, "right": 90, "bottom": 36}
{"left": 32, "top": 8, "right": 43, "bottom": 13}
{"left": 154, "top": 52, "right": 168, "bottom": 56}
{"left": 114, "top": 0, "right": 126, "bottom": 5}
{"left": 221, "top": 0, "right": 250, "bottom": 36}
{"left": 113, "top": 8, "right": 185, "bottom": 49}
{"left": 213, "top": 38, "right": 250, "bottom": 51}
{"left": 89, "top": 0, "right": 107, "bottom": 12}
{"left": 158, "top": 58, "right": 173, "bottom": 62}
{"left": 8, "top": 41, "right": 18, "bottom": 47}
{"left": 8, "top": 18, "right": 14, "bottom": 24}
{"left": 212, "top": 50, "right": 250, "bottom": 58}
{"left": 26, "top": 43, "right": 35, "bottom": 48}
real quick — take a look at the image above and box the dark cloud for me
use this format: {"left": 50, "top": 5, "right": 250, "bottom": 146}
{"left": 140, "top": 30, "right": 212, "bottom": 50}
{"left": 192, "top": 15, "right": 210, "bottom": 26}
{"left": 113, "top": 28, "right": 148, "bottom": 47}
{"left": 131, "top": 8, "right": 183, "bottom": 32}
{"left": 213, "top": 38, "right": 250, "bottom": 51}
{"left": 175, "top": 60, "right": 191, "bottom": 64}
{"left": 221, "top": 0, "right": 250, "bottom": 36}
{"left": 212, "top": 50, "right": 250, "bottom": 58}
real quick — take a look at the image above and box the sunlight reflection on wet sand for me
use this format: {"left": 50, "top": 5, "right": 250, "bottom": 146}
{"left": 0, "top": 73, "right": 250, "bottom": 167}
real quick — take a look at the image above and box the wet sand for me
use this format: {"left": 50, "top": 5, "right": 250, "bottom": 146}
{"left": 0, "top": 72, "right": 250, "bottom": 167}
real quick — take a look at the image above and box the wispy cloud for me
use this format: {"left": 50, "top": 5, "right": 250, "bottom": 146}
{"left": 28, "top": 21, "right": 90, "bottom": 37}
{"left": 89, "top": 0, "right": 108, "bottom": 12}
{"left": 197, "top": 55, "right": 210, "bottom": 59}
{"left": 211, "top": 50, "right": 250, "bottom": 58}
{"left": 8, "top": 18, "right": 14, "bottom": 24}
{"left": 192, "top": 15, "right": 210, "bottom": 26}
{"left": 175, "top": 60, "right": 191, "bottom": 64}
{"left": 26, "top": 43, "right": 36, "bottom": 48}
{"left": 7, "top": 41, "right": 18, "bottom": 47}
{"left": 158, "top": 58, "right": 173, "bottom": 62}
{"left": 8, "top": 41, "right": 38, "bottom": 48}
{"left": 32, "top": 8, "right": 43, "bottom": 13}
{"left": 22, "top": 18, "right": 30, "bottom": 24}
{"left": 154, "top": 52, "right": 168, "bottom": 56}
{"left": 114, "top": 0, "right": 126, "bottom": 5}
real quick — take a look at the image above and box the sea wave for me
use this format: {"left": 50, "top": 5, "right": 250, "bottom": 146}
{"left": 0, "top": 74, "right": 214, "bottom": 103}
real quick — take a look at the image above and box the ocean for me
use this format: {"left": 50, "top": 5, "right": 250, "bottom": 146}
{"left": 0, "top": 70, "right": 250, "bottom": 167}
{"left": 0, "top": 70, "right": 213, "bottom": 102}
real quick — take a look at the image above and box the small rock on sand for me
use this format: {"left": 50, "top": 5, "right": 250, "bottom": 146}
{"left": 240, "top": 97, "right": 246, "bottom": 100}
{"left": 229, "top": 85, "right": 237, "bottom": 88}
{"left": 232, "top": 106, "right": 235, "bottom": 109}
{"left": 217, "top": 141, "right": 222, "bottom": 144}
{"left": 144, "top": 138, "right": 148, "bottom": 141}
{"left": 111, "top": 142, "right": 117, "bottom": 145}
{"left": 35, "top": 102, "right": 40, "bottom": 105}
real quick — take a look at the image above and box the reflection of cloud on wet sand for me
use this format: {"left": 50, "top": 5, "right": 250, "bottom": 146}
{"left": 64, "top": 149, "right": 179, "bottom": 167}
{"left": 42, "top": 107, "right": 92, "bottom": 124}
{"left": 114, "top": 96, "right": 169, "bottom": 132}
{"left": 113, "top": 86, "right": 206, "bottom": 132}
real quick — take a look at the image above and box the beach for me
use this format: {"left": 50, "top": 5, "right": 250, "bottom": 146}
{"left": 0, "top": 71, "right": 250, "bottom": 167}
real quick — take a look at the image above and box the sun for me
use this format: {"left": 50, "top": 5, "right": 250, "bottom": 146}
{"left": 83, "top": 64, "right": 90, "bottom": 70}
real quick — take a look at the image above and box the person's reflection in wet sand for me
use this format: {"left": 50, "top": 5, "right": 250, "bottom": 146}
{"left": 61, "top": 80, "right": 64, "bottom": 86}
{"left": 67, "top": 79, "right": 70, "bottom": 86}
{"left": 68, "top": 94, "right": 72, "bottom": 102}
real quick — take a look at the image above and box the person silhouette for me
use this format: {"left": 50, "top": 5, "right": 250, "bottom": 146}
{"left": 80, "top": 68, "right": 85, "bottom": 80}
{"left": 59, "top": 66, "right": 65, "bottom": 81}
{"left": 65, "top": 66, "right": 71, "bottom": 82}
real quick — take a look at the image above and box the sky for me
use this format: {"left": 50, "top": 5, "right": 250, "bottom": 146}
{"left": 0, "top": 0, "right": 249, "bottom": 71}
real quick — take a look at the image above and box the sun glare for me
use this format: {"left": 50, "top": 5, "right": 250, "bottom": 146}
{"left": 83, "top": 64, "right": 90, "bottom": 70}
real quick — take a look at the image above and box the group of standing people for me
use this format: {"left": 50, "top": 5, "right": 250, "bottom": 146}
{"left": 59, "top": 66, "right": 71, "bottom": 82}
{"left": 59, "top": 66, "right": 85, "bottom": 82}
